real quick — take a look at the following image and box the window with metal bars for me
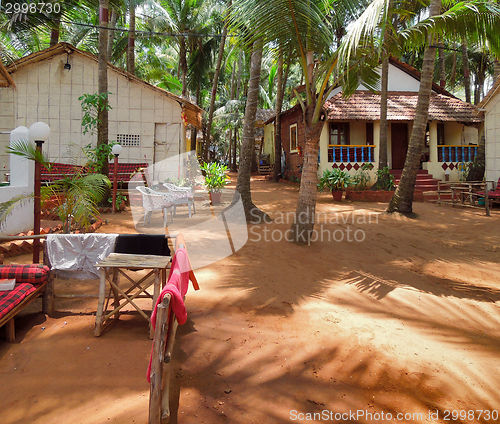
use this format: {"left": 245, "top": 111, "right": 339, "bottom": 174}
{"left": 117, "top": 134, "right": 140, "bottom": 146}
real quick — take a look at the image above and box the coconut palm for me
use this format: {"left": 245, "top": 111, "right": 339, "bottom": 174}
{"left": 230, "top": 0, "right": 378, "bottom": 239}
{"left": 0, "top": 140, "right": 110, "bottom": 233}
{"left": 387, "top": 0, "right": 500, "bottom": 214}
{"left": 340, "top": 0, "right": 500, "bottom": 214}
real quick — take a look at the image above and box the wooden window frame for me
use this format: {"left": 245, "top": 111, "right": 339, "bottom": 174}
{"left": 290, "top": 123, "right": 298, "bottom": 153}
{"left": 329, "top": 122, "right": 350, "bottom": 145}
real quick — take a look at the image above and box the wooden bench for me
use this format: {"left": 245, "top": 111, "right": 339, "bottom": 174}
{"left": 0, "top": 264, "right": 51, "bottom": 342}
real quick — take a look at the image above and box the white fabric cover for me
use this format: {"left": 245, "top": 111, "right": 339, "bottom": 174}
{"left": 46, "top": 233, "right": 118, "bottom": 279}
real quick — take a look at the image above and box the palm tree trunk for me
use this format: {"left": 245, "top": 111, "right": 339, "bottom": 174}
{"left": 230, "top": 62, "right": 236, "bottom": 99}
{"left": 378, "top": 52, "right": 389, "bottom": 172}
{"left": 273, "top": 51, "right": 284, "bottom": 182}
{"left": 179, "top": 36, "right": 188, "bottom": 98}
{"left": 387, "top": 0, "right": 441, "bottom": 215}
{"left": 235, "top": 39, "right": 270, "bottom": 222}
{"left": 438, "top": 39, "right": 446, "bottom": 88}
{"left": 98, "top": 0, "right": 109, "bottom": 177}
{"left": 206, "top": 8, "right": 228, "bottom": 162}
{"left": 462, "top": 39, "right": 471, "bottom": 103}
{"left": 127, "top": 0, "right": 136, "bottom": 75}
{"left": 231, "top": 128, "right": 238, "bottom": 172}
{"left": 108, "top": 9, "right": 118, "bottom": 57}
{"left": 288, "top": 103, "right": 323, "bottom": 244}
{"left": 50, "top": 19, "right": 60, "bottom": 47}
{"left": 236, "top": 51, "right": 243, "bottom": 99}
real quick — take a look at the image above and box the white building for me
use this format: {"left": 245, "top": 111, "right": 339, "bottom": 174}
{"left": 0, "top": 43, "right": 203, "bottom": 181}
{"left": 478, "top": 78, "right": 500, "bottom": 184}
{"left": 263, "top": 57, "right": 482, "bottom": 183}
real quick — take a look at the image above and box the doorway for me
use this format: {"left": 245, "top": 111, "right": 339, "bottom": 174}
{"left": 391, "top": 123, "right": 408, "bottom": 169}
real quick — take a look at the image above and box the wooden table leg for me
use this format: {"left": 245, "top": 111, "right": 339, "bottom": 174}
{"left": 111, "top": 268, "right": 121, "bottom": 320}
{"left": 94, "top": 267, "right": 107, "bottom": 337}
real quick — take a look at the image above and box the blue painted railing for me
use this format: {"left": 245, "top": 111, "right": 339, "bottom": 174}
{"left": 328, "top": 145, "right": 375, "bottom": 163}
{"left": 438, "top": 145, "right": 478, "bottom": 162}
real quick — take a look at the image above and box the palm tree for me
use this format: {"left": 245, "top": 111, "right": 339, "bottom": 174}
{"left": 341, "top": 0, "right": 500, "bottom": 214}
{"left": 234, "top": 38, "right": 271, "bottom": 222}
{"left": 0, "top": 140, "right": 110, "bottom": 233}
{"left": 127, "top": 0, "right": 136, "bottom": 74}
{"left": 98, "top": 0, "right": 110, "bottom": 177}
{"left": 230, "top": 0, "right": 377, "bottom": 241}
{"left": 206, "top": 1, "right": 230, "bottom": 160}
{"left": 387, "top": 0, "right": 500, "bottom": 214}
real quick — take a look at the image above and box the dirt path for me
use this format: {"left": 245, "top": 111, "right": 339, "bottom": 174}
{"left": 1, "top": 177, "right": 500, "bottom": 423}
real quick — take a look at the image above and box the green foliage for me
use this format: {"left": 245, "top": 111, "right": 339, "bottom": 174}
{"left": 51, "top": 172, "right": 111, "bottom": 233}
{"left": 164, "top": 177, "right": 193, "bottom": 187}
{"left": 351, "top": 163, "right": 373, "bottom": 190}
{"left": 108, "top": 192, "right": 127, "bottom": 210}
{"left": 375, "top": 167, "right": 395, "bottom": 190}
{"left": 200, "top": 162, "right": 229, "bottom": 193}
{"left": 318, "top": 168, "right": 353, "bottom": 192}
{"left": 6, "top": 139, "right": 50, "bottom": 165}
{"left": 0, "top": 193, "right": 34, "bottom": 230}
{"left": 458, "top": 162, "right": 470, "bottom": 182}
{"left": 0, "top": 138, "right": 110, "bottom": 233}
{"left": 79, "top": 92, "right": 113, "bottom": 135}
{"left": 83, "top": 142, "right": 118, "bottom": 173}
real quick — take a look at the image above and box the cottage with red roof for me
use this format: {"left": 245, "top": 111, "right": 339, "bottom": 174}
{"left": 263, "top": 58, "right": 482, "bottom": 184}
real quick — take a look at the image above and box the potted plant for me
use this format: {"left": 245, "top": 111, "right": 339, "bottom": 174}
{"left": 318, "top": 168, "right": 353, "bottom": 201}
{"left": 200, "top": 162, "right": 229, "bottom": 205}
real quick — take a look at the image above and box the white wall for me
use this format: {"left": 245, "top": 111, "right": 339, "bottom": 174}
{"left": 484, "top": 92, "right": 500, "bottom": 183}
{"left": 1, "top": 51, "right": 184, "bottom": 172}
{"left": 0, "top": 129, "right": 35, "bottom": 235}
{"left": 357, "top": 63, "right": 421, "bottom": 93}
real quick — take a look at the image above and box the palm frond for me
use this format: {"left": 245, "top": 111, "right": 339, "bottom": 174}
{"left": 0, "top": 192, "right": 33, "bottom": 230}
{"left": 6, "top": 139, "right": 50, "bottom": 165}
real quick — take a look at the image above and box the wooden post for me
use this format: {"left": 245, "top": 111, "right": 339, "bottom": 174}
{"left": 161, "top": 312, "right": 179, "bottom": 423}
{"left": 5, "top": 318, "right": 15, "bottom": 342}
{"left": 33, "top": 140, "right": 43, "bottom": 263}
{"left": 150, "top": 268, "right": 161, "bottom": 339}
{"left": 485, "top": 185, "right": 490, "bottom": 217}
{"left": 149, "top": 295, "right": 171, "bottom": 424}
{"left": 94, "top": 267, "right": 108, "bottom": 336}
{"left": 42, "top": 240, "right": 55, "bottom": 316}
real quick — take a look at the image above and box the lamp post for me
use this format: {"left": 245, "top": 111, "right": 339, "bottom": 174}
{"left": 29, "top": 122, "right": 51, "bottom": 264}
{"left": 111, "top": 144, "right": 122, "bottom": 213}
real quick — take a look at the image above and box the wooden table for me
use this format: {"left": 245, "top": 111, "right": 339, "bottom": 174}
{"left": 93, "top": 253, "right": 171, "bottom": 338}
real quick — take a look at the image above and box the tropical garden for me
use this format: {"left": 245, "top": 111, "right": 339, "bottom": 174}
{"left": 2, "top": 0, "right": 500, "bottom": 242}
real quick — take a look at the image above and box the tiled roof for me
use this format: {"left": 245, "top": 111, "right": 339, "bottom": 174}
{"left": 325, "top": 91, "right": 482, "bottom": 123}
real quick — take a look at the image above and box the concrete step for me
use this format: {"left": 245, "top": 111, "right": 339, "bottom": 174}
{"left": 390, "top": 169, "right": 429, "bottom": 177}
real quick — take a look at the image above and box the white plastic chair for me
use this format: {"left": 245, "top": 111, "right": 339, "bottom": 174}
{"left": 136, "top": 186, "right": 174, "bottom": 227}
{"left": 162, "top": 183, "right": 195, "bottom": 218}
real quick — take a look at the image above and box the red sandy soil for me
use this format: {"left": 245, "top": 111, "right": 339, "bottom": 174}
{"left": 1, "top": 175, "right": 500, "bottom": 424}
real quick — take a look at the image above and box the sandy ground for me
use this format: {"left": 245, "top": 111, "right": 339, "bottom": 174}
{"left": 1, "top": 176, "right": 500, "bottom": 424}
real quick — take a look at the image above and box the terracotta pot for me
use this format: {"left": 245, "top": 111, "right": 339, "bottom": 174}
{"left": 210, "top": 192, "right": 222, "bottom": 205}
{"left": 331, "top": 190, "right": 343, "bottom": 201}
